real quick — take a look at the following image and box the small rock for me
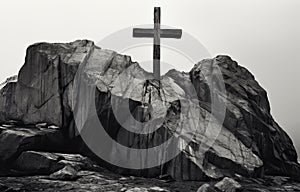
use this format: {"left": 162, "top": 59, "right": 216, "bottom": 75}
{"left": 234, "top": 173, "right": 242, "bottom": 179}
{"left": 49, "top": 165, "right": 79, "bottom": 181}
{"left": 215, "top": 177, "right": 241, "bottom": 192}
{"left": 1, "top": 124, "right": 14, "bottom": 128}
{"left": 272, "top": 176, "right": 289, "bottom": 185}
{"left": 197, "top": 184, "right": 216, "bottom": 192}
{"left": 48, "top": 125, "right": 60, "bottom": 129}
{"left": 119, "top": 177, "right": 128, "bottom": 181}
{"left": 7, "top": 120, "right": 19, "bottom": 124}
{"left": 57, "top": 153, "right": 94, "bottom": 171}
{"left": 35, "top": 123, "right": 47, "bottom": 128}
{"left": 149, "top": 186, "right": 169, "bottom": 192}
{"left": 158, "top": 174, "right": 173, "bottom": 180}
{"left": 125, "top": 187, "right": 148, "bottom": 192}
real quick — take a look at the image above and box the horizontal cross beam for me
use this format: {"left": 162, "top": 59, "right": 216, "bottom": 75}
{"left": 133, "top": 28, "right": 182, "bottom": 39}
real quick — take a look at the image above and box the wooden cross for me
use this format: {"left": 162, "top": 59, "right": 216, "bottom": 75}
{"left": 133, "top": 7, "right": 182, "bottom": 80}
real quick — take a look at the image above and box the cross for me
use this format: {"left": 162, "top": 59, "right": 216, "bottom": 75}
{"left": 133, "top": 7, "right": 182, "bottom": 80}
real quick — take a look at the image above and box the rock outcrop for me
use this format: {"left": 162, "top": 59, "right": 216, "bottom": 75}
{"left": 0, "top": 40, "right": 299, "bottom": 182}
{"left": 0, "top": 41, "right": 93, "bottom": 131}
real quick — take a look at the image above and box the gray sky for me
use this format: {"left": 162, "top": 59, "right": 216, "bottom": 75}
{"left": 0, "top": 0, "right": 299, "bottom": 155}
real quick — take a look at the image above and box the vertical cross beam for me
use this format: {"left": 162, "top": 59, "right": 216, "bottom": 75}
{"left": 153, "top": 7, "right": 161, "bottom": 80}
{"left": 132, "top": 7, "right": 182, "bottom": 81}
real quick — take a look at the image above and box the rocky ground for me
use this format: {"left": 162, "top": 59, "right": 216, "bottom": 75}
{"left": 0, "top": 123, "right": 299, "bottom": 192}
{"left": 1, "top": 164, "right": 300, "bottom": 192}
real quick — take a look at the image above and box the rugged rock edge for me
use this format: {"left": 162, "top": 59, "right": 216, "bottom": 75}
{"left": 0, "top": 40, "right": 299, "bottom": 188}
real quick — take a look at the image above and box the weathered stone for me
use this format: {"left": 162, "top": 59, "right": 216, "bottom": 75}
{"left": 125, "top": 187, "right": 149, "bottom": 192}
{"left": 0, "top": 126, "right": 63, "bottom": 164}
{"left": 197, "top": 184, "right": 217, "bottom": 192}
{"left": 0, "top": 40, "right": 299, "bottom": 181}
{"left": 36, "top": 123, "right": 48, "bottom": 128}
{"left": 190, "top": 56, "right": 300, "bottom": 179}
{"left": 12, "top": 151, "right": 94, "bottom": 175}
{"left": 214, "top": 177, "right": 241, "bottom": 192}
{"left": 0, "top": 167, "right": 300, "bottom": 192}
{"left": 149, "top": 186, "right": 169, "bottom": 192}
{"left": 76, "top": 45, "right": 263, "bottom": 180}
{"left": 49, "top": 165, "right": 79, "bottom": 181}
{"left": 13, "top": 151, "right": 64, "bottom": 175}
{"left": 0, "top": 40, "right": 94, "bottom": 131}
{"left": 56, "top": 153, "right": 94, "bottom": 171}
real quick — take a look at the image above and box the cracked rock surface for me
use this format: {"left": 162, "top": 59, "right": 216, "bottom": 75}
{"left": 0, "top": 40, "right": 299, "bottom": 189}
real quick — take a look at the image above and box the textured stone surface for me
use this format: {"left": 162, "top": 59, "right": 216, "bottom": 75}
{"left": 0, "top": 40, "right": 94, "bottom": 133}
{"left": 12, "top": 151, "right": 95, "bottom": 176}
{"left": 49, "top": 165, "right": 79, "bottom": 181}
{"left": 214, "top": 177, "right": 241, "bottom": 192}
{"left": 197, "top": 184, "right": 217, "bottom": 192}
{"left": 13, "top": 151, "right": 64, "bottom": 175}
{"left": 0, "top": 40, "right": 299, "bottom": 182}
{"left": 0, "top": 168, "right": 300, "bottom": 192}
{"left": 0, "top": 126, "right": 63, "bottom": 164}
{"left": 191, "top": 56, "right": 300, "bottom": 179}
{"left": 73, "top": 44, "right": 263, "bottom": 180}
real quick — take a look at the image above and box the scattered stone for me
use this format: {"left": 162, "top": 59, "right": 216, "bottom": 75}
{"left": 48, "top": 125, "right": 59, "bottom": 129}
{"left": 272, "top": 176, "right": 289, "bottom": 185}
{"left": 35, "top": 123, "right": 48, "bottom": 128}
{"left": 0, "top": 170, "right": 300, "bottom": 191}
{"left": 158, "top": 174, "right": 173, "bottom": 181}
{"left": 1, "top": 124, "right": 14, "bottom": 128}
{"left": 149, "top": 186, "right": 170, "bottom": 192}
{"left": 49, "top": 165, "right": 79, "bottom": 181}
{"left": 215, "top": 177, "right": 241, "bottom": 192}
{"left": 56, "top": 153, "right": 94, "bottom": 171}
{"left": 197, "top": 184, "right": 217, "bottom": 192}
{"left": 125, "top": 187, "right": 148, "bottom": 192}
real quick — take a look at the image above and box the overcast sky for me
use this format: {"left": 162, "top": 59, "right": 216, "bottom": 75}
{"left": 0, "top": 0, "right": 299, "bottom": 155}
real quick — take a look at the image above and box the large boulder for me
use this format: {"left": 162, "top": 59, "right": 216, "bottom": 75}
{"left": 0, "top": 126, "right": 63, "bottom": 165}
{"left": 0, "top": 40, "right": 94, "bottom": 135}
{"left": 0, "top": 40, "right": 299, "bottom": 181}
{"left": 191, "top": 56, "right": 299, "bottom": 178}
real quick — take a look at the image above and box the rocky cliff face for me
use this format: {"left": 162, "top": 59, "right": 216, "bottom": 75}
{"left": 0, "top": 40, "right": 299, "bottom": 182}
